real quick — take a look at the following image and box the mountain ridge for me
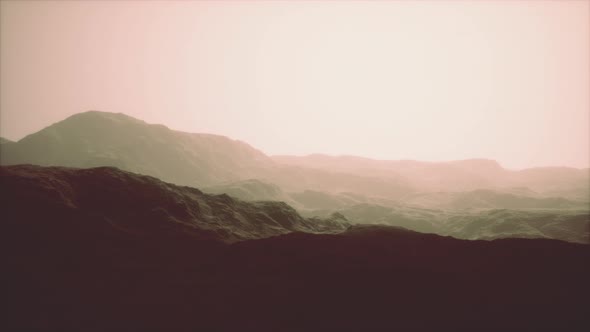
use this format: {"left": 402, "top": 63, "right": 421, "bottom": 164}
{"left": 0, "top": 164, "right": 348, "bottom": 243}
{"left": 2, "top": 110, "right": 587, "bottom": 206}
{"left": 1, "top": 111, "right": 274, "bottom": 187}
{"left": 3, "top": 192, "right": 588, "bottom": 330}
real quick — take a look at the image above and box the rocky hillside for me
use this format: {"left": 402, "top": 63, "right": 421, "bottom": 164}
{"left": 1, "top": 165, "right": 588, "bottom": 331}
{"left": 0, "top": 165, "right": 348, "bottom": 243}
{"left": 202, "top": 179, "right": 288, "bottom": 202}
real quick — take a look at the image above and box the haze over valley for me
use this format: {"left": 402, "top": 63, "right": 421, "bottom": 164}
{"left": 2, "top": 111, "right": 588, "bottom": 245}
{"left": 1, "top": 1, "right": 589, "bottom": 331}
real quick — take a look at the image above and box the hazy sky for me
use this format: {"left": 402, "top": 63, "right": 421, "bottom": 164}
{"left": 1, "top": 0, "right": 588, "bottom": 169}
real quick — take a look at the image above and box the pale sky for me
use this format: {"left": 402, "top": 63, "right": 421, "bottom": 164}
{"left": 1, "top": 0, "right": 588, "bottom": 169}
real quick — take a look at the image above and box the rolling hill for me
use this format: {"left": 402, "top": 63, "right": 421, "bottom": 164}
{"left": 2, "top": 169, "right": 588, "bottom": 330}
{"left": 0, "top": 165, "right": 348, "bottom": 244}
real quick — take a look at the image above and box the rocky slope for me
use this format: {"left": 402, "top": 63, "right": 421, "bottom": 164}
{"left": 0, "top": 165, "right": 348, "bottom": 243}
{"left": 202, "top": 178, "right": 288, "bottom": 202}
{"left": 2, "top": 165, "right": 589, "bottom": 331}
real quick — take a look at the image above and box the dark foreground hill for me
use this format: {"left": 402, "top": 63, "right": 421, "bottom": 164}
{"left": 1, "top": 165, "right": 589, "bottom": 331}
{"left": 0, "top": 165, "right": 347, "bottom": 243}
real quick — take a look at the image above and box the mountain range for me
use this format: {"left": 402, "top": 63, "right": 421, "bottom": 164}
{"left": 1, "top": 111, "right": 273, "bottom": 186}
{"left": 1, "top": 110, "right": 588, "bottom": 244}
{"left": 5, "top": 111, "right": 588, "bottom": 198}
{"left": 2, "top": 163, "right": 588, "bottom": 331}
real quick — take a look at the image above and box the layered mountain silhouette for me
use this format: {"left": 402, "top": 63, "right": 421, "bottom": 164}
{"left": 2, "top": 111, "right": 589, "bottom": 331}
{"left": 273, "top": 154, "right": 590, "bottom": 197}
{"left": 319, "top": 203, "right": 589, "bottom": 243}
{"left": 403, "top": 188, "right": 586, "bottom": 210}
{"left": 200, "top": 177, "right": 589, "bottom": 244}
{"left": 2, "top": 165, "right": 588, "bottom": 331}
{"left": 1, "top": 110, "right": 588, "bottom": 244}
{"left": 4, "top": 111, "right": 588, "bottom": 199}
{"left": 0, "top": 111, "right": 417, "bottom": 198}
{"left": 444, "top": 208, "right": 590, "bottom": 242}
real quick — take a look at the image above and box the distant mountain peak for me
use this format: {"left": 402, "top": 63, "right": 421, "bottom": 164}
{"left": 62, "top": 110, "right": 148, "bottom": 125}
{"left": 1, "top": 110, "right": 274, "bottom": 187}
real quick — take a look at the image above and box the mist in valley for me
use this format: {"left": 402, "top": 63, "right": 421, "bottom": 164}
{"left": 1, "top": 1, "right": 589, "bottom": 331}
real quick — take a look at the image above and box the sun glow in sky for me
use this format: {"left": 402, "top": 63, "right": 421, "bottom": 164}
{"left": 1, "top": 0, "right": 588, "bottom": 169}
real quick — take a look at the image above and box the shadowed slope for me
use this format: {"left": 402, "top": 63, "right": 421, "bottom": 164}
{"left": 2, "top": 219, "right": 588, "bottom": 331}
{"left": 0, "top": 165, "right": 348, "bottom": 243}
{"left": 1, "top": 165, "right": 588, "bottom": 331}
{"left": 312, "top": 203, "right": 589, "bottom": 244}
{"left": 0, "top": 166, "right": 590, "bottom": 331}
{"left": 202, "top": 178, "right": 288, "bottom": 202}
